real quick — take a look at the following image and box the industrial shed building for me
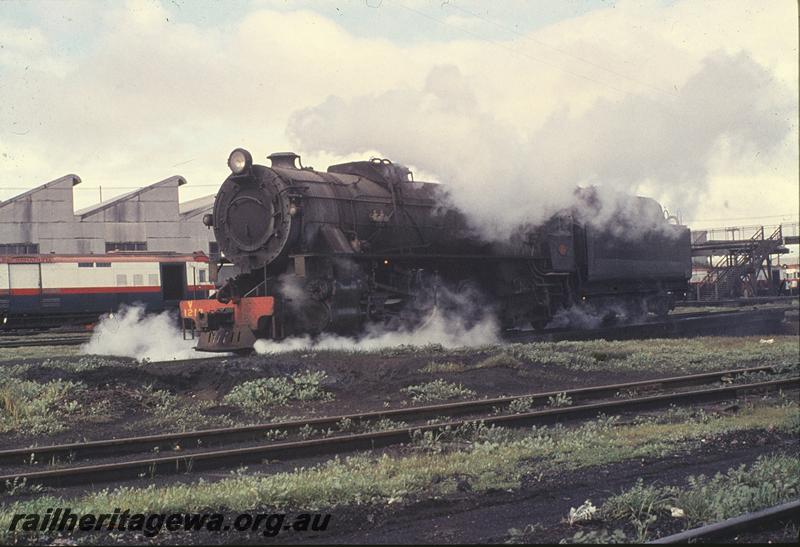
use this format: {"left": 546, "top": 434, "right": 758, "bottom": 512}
{"left": 0, "top": 174, "right": 216, "bottom": 257}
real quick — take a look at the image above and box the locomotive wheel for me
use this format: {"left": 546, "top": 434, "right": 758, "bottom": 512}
{"left": 599, "top": 309, "right": 621, "bottom": 327}
{"left": 530, "top": 319, "right": 549, "bottom": 331}
{"left": 646, "top": 296, "right": 670, "bottom": 318}
{"left": 285, "top": 300, "right": 331, "bottom": 336}
{"left": 305, "top": 278, "right": 331, "bottom": 301}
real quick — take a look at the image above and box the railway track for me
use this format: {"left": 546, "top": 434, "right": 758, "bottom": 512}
{"left": 649, "top": 499, "right": 800, "bottom": 544}
{"left": 0, "top": 325, "right": 93, "bottom": 336}
{"left": 506, "top": 307, "right": 789, "bottom": 342}
{"left": 675, "top": 295, "right": 799, "bottom": 308}
{"left": 0, "top": 334, "right": 91, "bottom": 349}
{"left": 1, "top": 365, "right": 795, "bottom": 490}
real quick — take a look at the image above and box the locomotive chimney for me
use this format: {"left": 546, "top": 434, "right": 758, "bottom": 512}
{"left": 268, "top": 152, "right": 301, "bottom": 169}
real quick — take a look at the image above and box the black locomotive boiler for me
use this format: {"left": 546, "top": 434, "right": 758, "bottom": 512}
{"left": 184, "top": 148, "right": 691, "bottom": 352}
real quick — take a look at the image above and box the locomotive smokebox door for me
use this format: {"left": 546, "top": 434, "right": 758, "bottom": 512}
{"left": 212, "top": 164, "right": 296, "bottom": 273}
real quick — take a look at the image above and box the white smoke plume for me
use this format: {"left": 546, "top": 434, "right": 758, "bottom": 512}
{"left": 80, "top": 305, "right": 213, "bottom": 362}
{"left": 254, "top": 279, "right": 501, "bottom": 354}
{"left": 288, "top": 52, "right": 794, "bottom": 238}
{"left": 546, "top": 301, "right": 647, "bottom": 330}
{"left": 253, "top": 308, "right": 499, "bottom": 355}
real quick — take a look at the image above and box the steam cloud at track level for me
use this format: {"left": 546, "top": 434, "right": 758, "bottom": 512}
{"left": 80, "top": 305, "right": 218, "bottom": 362}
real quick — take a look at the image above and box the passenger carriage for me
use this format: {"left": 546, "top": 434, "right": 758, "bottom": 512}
{"left": 0, "top": 252, "right": 214, "bottom": 328}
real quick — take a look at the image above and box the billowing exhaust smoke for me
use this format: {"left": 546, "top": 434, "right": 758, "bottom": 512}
{"left": 254, "top": 283, "right": 500, "bottom": 354}
{"left": 287, "top": 53, "right": 793, "bottom": 238}
{"left": 80, "top": 305, "right": 218, "bottom": 362}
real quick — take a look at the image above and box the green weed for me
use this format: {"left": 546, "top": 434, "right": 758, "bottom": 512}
{"left": 223, "top": 371, "right": 333, "bottom": 416}
{"left": 401, "top": 379, "right": 476, "bottom": 403}
{"left": 0, "top": 403, "right": 794, "bottom": 540}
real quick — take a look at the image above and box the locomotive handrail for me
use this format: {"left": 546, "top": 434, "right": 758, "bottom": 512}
{"left": 243, "top": 281, "right": 266, "bottom": 298}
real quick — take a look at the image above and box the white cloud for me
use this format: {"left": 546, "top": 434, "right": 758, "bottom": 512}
{"left": 0, "top": 0, "right": 795, "bottom": 234}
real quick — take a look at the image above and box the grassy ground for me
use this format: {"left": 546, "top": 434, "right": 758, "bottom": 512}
{"left": 396, "top": 336, "right": 799, "bottom": 377}
{"left": 333, "top": 335, "right": 799, "bottom": 369}
{"left": 500, "top": 337, "right": 798, "bottom": 375}
{"left": 1, "top": 333, "right": 796, "bottom": 543}
{"left": 0, "top": 356, "right": 130, "bottom": 436}
{"left": 1, "top": 397, "right": 796, "bottom": 541}
{"left": 0, "top": 336, "right": 797, "bottom": 440}
{"left": 556, "top": 454, "right": 800, "bottom": 543}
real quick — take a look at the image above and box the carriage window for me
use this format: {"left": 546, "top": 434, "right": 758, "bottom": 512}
{"left": 133, "top": 274, "right": 144, "bottom": 286}
{"left": 148, "top": 274, "right": 159, "bottom": 286}
{"left": 78, "top": 262, "right": 94, "bottom": 268}
{"left": 116, "top": 274, "right": 128, "bottom": 286}
{"left": 95, "top": 262, "right": 111, "bottom": 268}
{"left": 199, "top": 270, "right": 207, "bottom": 283}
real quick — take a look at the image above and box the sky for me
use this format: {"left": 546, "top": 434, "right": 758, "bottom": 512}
{"left": 0, "top": 0, "right": 797, "bottom": 241}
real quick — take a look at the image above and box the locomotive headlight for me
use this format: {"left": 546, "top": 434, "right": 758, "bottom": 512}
{"left": 227, "top": 148, "right": 252, "bottom": 174}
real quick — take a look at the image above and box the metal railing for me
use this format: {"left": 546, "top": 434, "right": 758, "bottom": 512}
{"left": 692, "top": 222, "right": 799, "bottom": 244}
{"left": 694, "top": 225, "right": 785, "bottom": 300}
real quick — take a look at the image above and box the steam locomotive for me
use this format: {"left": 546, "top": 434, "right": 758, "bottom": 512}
{"left": 181, "top": 148, "right": 691, "bottom": 352}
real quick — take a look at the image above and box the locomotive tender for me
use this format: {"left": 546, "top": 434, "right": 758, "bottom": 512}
{"left": 183, "top": 148, "right": 691, "bottom": 352}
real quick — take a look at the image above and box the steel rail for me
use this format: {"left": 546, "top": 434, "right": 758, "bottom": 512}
{"left": 0, "top": 335, "right": 90, "bottom": 349}
{"left": 675, "top": 296, "right": 799, "bottom": 308}
{"left": 648, "top": 499, "right": 800, "bottom": 543}
{"left": 505, "top": 307, "right": 788, "bottom": 342}
{"left": 0, "top": 364, "right": 789, "bottom": 466}
{"left": 0, "top": 377, "right": 795, "bottom": 490}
